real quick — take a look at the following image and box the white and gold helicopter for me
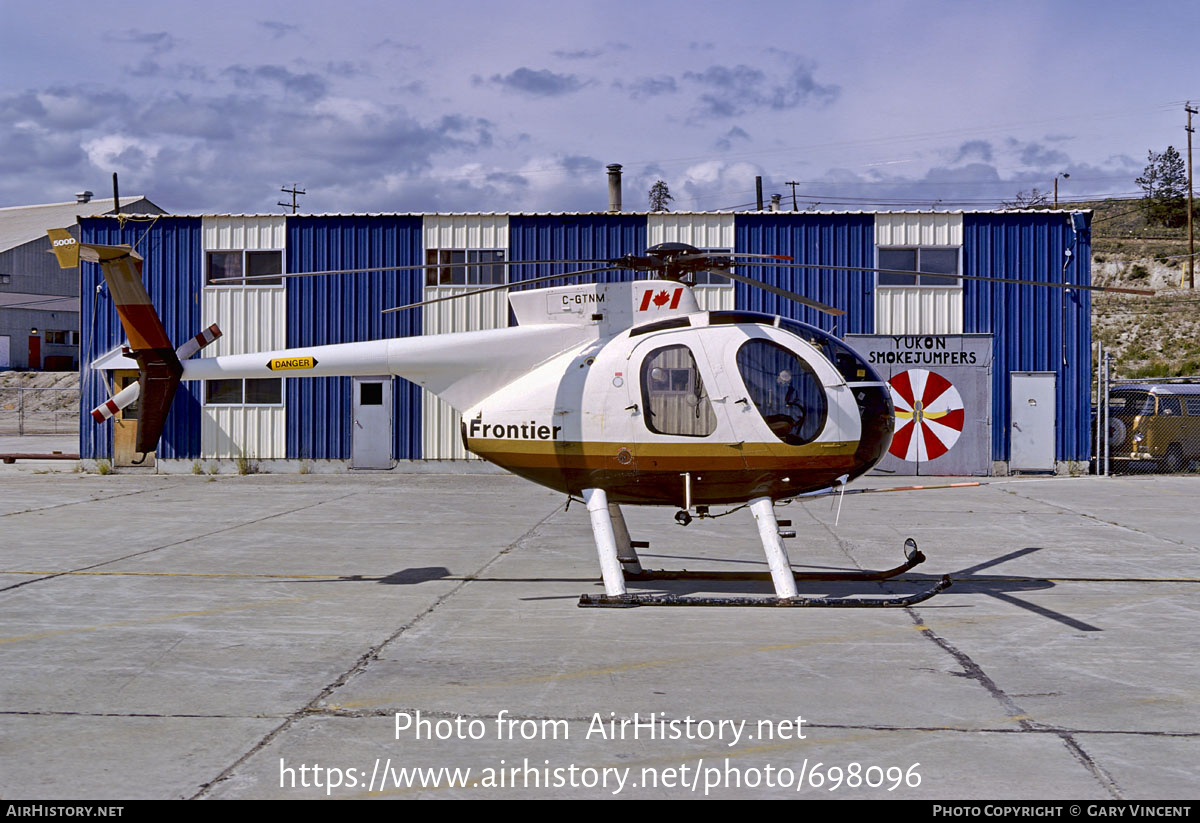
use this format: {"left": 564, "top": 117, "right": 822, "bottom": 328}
{"left": 49, "top": 232, "right": 1150, "bottom": 608}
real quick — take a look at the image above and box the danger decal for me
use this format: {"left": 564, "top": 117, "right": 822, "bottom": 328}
{"left": 267, "top": 356, "right": 318, "bottom": 371}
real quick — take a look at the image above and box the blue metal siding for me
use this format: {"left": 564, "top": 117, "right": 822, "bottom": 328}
{"left": 79, "top": 216, "right": 204, "bottom": 459}
{"left": 285, "top": 216, "right": 424, "bottom": 460}
{"left": 734, "top": 214, "right": 876, "bottom": 335}
{"left": 963, "top": 213, "right": 1092, "bottom": 462}
{"left": 508, "top": 214, "right": 647, "bottom": 289}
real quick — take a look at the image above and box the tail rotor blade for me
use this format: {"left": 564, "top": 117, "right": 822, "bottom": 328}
{"left": 90, "top": 382, "right": 140, "bottom": 423}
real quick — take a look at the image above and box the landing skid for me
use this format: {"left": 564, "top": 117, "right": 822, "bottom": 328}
{"left": 578, "top": 489, "right": 950, "bottom": 609}
{"left": 579, "top": 574, "right": 951, "bottom": 608}
{"left": 624, "top": 537, "right": 926, "bottom": 583}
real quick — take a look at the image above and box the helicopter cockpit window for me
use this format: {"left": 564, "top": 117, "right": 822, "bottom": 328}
{"left": 777, "top": 318, "right": 876, "bottom": 383}
{"left": 640, "top": 345, "right": 717, "bottom": 437}
{"left": 735, "top": 339, "right": 826, "bottom": 445}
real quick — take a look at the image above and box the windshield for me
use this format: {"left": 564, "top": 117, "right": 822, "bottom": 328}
{"left": 777, "top": 319, "right": 880, "bottom": 383}
{"left": 1109, "top": 391, "right": 1154, "bottom": 416}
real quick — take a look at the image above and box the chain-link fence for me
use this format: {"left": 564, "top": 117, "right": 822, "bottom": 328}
{"left": 0, "top": 386, "right": 80, "bottom": 435}
{"left": 1095, "top": 381, "right": 1200, "bottom": 475}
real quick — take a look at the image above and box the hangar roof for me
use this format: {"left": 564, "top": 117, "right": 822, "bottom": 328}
{"left": 0, "top": 197, "right": 161, "bottom": 252}
{"left": 113, "top": 209, "right": 1093, "bottom": 219}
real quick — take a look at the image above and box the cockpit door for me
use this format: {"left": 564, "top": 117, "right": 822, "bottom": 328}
{"left": 626, "top": 330, "right": 746, "bottom": 481}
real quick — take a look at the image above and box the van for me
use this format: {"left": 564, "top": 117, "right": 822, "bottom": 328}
{"left": 1107, "top": 383, "right": 1200, "bottom": 472}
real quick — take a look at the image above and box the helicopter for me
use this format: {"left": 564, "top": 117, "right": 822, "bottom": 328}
{"left": 49, "top": 232, "right": 1153, "bottom": 608}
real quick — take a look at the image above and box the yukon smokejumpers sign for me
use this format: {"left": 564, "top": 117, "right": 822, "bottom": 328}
{"left": 847, "top": 335, "right": 993, "bottom": 476}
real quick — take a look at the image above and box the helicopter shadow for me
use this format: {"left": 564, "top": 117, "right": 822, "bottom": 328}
{"left": 621, "top": 546, "right": 1099, "bottom": 631}
{"left": 280, "top": 548, "right": 1098, "bottom": 630}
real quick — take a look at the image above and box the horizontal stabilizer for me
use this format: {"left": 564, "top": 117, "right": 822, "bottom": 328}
{"left": 46, "top": 228, "right": 80, "bottom": 268}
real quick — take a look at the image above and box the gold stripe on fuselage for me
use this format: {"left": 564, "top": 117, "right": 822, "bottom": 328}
{"left": 467, "top": 438, "right": 858, "bottom": 470}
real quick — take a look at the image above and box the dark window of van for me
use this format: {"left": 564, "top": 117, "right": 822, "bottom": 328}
{"left": 1158, "top": 396, "right": 1182, "bottom": 416}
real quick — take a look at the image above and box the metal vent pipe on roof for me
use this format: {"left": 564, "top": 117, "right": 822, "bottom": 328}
{"left": 606, "top": 164, "right": 622, "bottom": 213}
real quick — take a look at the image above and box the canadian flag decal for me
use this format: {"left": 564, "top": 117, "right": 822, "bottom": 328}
{"left": 638, "top": 287, "right": 683, "bottom": 311}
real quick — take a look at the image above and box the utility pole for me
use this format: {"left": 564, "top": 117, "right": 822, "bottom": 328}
{"left": 785, "top": 181, "right": 801, "bottom": 211}
{"left": 1187, "top": 102, "right": 1196, "bottom": 289}
{"left": 278, "top": 184, "right": 306, "bottom": 214}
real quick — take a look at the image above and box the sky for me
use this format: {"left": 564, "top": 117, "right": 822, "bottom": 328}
{"left": 0, "top": 0, "right": 1196, "bottom": 214}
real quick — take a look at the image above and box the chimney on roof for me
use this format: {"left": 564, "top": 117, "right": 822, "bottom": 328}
{"left": 606, "top": 164, "right": 623, "bottom": 213}
{"left": 75, "top": 191, "right": 93, "bottom": 204}
{"left": 770, "top": 193, "right": 782, "bottom": 212}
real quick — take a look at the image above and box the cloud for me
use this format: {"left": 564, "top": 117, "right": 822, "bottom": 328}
{"left": 553, "top": 48, "right": 604, "bottom": 60}
{"left": 683, "top": 60, "right": 838, "bottom": 118}
{"left": 952, "top": 140, "right": 994, "bottom": 164}
{"left": 1008, "top": 139, "right": 1070, "bottom": 169}
{"left": 481, "top": 68, "right": 590, "bottom": 97}
{"left": 222, "top": 64, "right": 328, "bottom": 102}
{"left": 107, "top": 30, "right": 178, "bottom": 55}
{"left": 0, "top": 66, "right": 502, "bottom": 213}
{"left": 552, "top": 42, "right": 630, "bottom": 60}
{"left": 613, "top": 75, "right": 678, "bottom": 100}
{"left": 715, "top": 126, "right": 751, "bottom": 151}
{"left": 258, "top": 20, "right": 300, "bottom": 39}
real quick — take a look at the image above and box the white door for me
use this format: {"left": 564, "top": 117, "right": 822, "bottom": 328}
{"left": 0, "top": 336, "right": 9, "bottom": 368}
{"left": 1011, "top": 372, "right": 1056, "bottom": 471}
{"left": 351, "top": 376, "right": 392, "bottom": 469}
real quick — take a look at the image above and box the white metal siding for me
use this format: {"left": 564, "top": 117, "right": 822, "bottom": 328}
{"left": 200, "top": 216, "right": 287, "bottom": 459}
{"left": 647, "top": 213, "right": 736, "bottom": 249}
{"left": 875, "top": 213, "right": 962, "bottom": 247}
{"left": 202, "top": 215, "right": 287, "bottom": 251}
{"left": 875, "top": 287, "right": 964, "bottom": 334}
{"left": 423, "top": 214, "right": 508, "bottom": 251}
{"left": 692, "top": 287, "right": 737, "bottom": 312}
{"left": 648, "top": 213, "right": 735, "bottom": 312}
{"left": 422, "top": 216, "right": 510, "bottom": 458}
{"left": 201, "top": 406, "right": 286, "bottom": 460}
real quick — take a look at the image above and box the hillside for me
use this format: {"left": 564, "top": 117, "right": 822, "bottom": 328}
{"left": 1082, "top": 198, "right": 1199, "bottom": 380}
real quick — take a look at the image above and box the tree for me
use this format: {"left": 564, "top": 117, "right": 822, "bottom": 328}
{"left": 648, "top": 180, "right": 674, "bottom": 212}
{"left": 1002, "top": 188, "right": 1050, "bottom": 209}
{"left": 1136, "top": 146, "right": 1188, "bottom": 227}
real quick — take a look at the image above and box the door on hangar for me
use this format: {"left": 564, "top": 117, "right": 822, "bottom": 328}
{"left": 112, "top": 369, "right": 155, "bottom": 468}
{"left": 1010, "top": 372, "right": 1056, "bottom": 472}
{"left": 351, "top": 376, "right": 392, "bottom": 469}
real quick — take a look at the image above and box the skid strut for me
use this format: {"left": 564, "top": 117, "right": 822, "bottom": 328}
{"left": 578, "top": 491, "right": 949, "bottom": 608}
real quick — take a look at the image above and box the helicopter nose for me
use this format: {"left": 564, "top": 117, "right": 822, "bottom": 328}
{"left": 850, "top": 383, "right": 894, "bottom": 478}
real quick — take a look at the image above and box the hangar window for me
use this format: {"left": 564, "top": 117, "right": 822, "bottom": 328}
{"left": 876, "top": 247, "right": 960, "bottom": 287}
{"left": 205, "top": 378, "right": 282, "bottom": 406}
{"left": 206, "top": 250, "right": 284, "bottom": 287}
{"left": 424, "top": 249, "right": 506, "bottom": 286}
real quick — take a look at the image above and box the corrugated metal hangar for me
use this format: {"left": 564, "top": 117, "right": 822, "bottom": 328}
{"left": 77, "top": 209, "right": 1092, "bottom": 476}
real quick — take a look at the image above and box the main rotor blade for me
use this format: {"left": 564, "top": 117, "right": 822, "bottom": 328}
{"left": 381, "top": 265, "right": 625, "bottom": 314}
{"left": 211, "top": 258, "right": 617, "bottom": 285}
{"left": 751, "top": 262, "right": 1156, "bottom": 296}
{"left": 675, "top": 252, "right": 791, "bottom": 263}
{"left": 716, "top": 268, "right": 846, "bottom": 316}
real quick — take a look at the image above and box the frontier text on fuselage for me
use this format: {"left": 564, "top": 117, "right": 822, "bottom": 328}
{"left": 469, "top": 420, "right": 562, "bottom": 440}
